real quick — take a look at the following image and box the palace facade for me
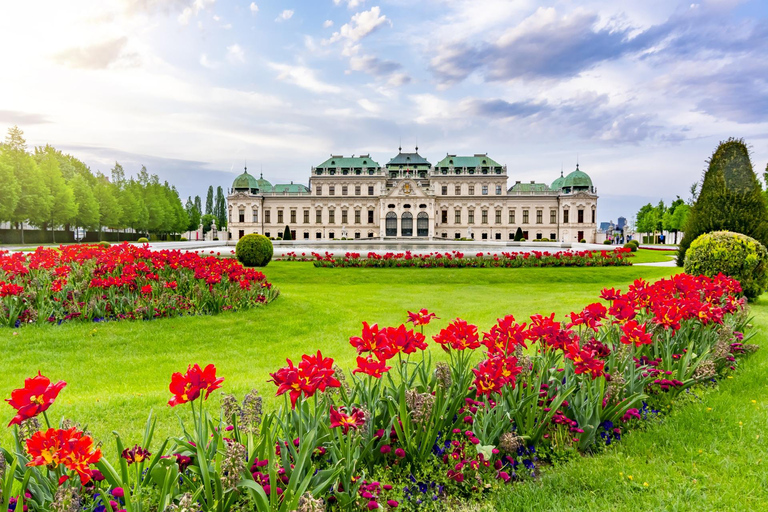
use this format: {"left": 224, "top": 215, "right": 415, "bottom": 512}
{"left": 226, "top": 149, "right": 598, "bottom": 242}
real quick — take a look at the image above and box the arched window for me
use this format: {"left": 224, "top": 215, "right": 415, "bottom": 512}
{"left": 386, "top": 212, "right": 397, "bottom": 236}
{"left": 401, "top": 212, "right": 413, "bottom": 236}
{"left": 417, "top": 212, "right": 429, "bottom": 237}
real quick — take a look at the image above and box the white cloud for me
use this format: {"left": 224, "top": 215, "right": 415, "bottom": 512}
{"left": 334, "top": 0, "right": 365, "bottom": 8}
{"left": 212, "top": 14, "right": 220, "bottom": 21}
{"left": 178, "top": 0, "right": 216, "bottom": 25}
{"left": 199, "top": 53, "right": 218, "bottom": 69}
{"left": 357, "top": 98, "right": 381, "bottom": 114}
{"left": 269, "top": 62, "right": 341, "bottom": 94}
{"left": 323, "top": 19, "right": 334, "bottom": 28}
{"left": 276, "top": 9, "right": 293, "bottom": 22}
{"left": 226, "top": 43, "right": 245, "bottom": 63}
{"left": 327, "top": 7, "right": 389, "bottom": 45}
{"left": 249, "top": 2, "right": 258, "bottom": 13}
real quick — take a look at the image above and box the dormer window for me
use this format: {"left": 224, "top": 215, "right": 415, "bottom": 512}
{"left": 449, "top": 159, "right": 453, "bottom": 164}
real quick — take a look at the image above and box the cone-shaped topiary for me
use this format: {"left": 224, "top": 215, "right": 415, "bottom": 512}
{"left": 514, "top": 227, "right": 524, "bottom": 241}
{"left": 677, "top": 138, "right": 768, "bottom": 265}
{"left": 283, "top": 225, "right": 292, "bottom": 241}
{"left": 684, "top": 231, "right": 768, "bottom": 300}
{"left": 236, "top": 234, "right": 274, "bottom": 267}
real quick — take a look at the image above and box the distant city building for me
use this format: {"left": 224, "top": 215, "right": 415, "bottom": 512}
{"left": 226, "top": 150, "right": 599, "bottom": 242}
{"left": 617, "top": 216, "right": 627, "bottom": 230}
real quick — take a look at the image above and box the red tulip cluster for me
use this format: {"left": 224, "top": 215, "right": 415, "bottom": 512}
{"left": 311, "top": 248, "right": 632, "bottom": 268}
{"left": 26, "top": 427, "right": 102, "bottom": 483}
{"left": 349, "top": 321, "right": 428, "bottom": 378}
{"left": 269, "top": 351, "right": 341, "bottom": 408}
{"left": 0, "top": 243, "right": 276, "bottom": 327}
{"left": 329, "top": 406, "right": 366, "bottom": 434}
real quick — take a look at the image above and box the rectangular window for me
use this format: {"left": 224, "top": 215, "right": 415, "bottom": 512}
{"left": 495, "top": 210, "right": 501, "bottom": 224}
{"left": 355, "top": 232, "right": 360, "bottom": 239}
{"left": 482, "top": 210, "right": 488, "bottom": 224}
{"left": 277, "top": 210, "right": 284, "bottom": 224}
{"left": 304, "top": 232, "right": 309, "bottom": 239}
{"left": 355, "top": 210, "right": 361, "bottom": 224}
{"left": 550, "top": 232, "right": 556, "bottom": 240}
{"left": 455, "top": 185, "right": 461, "bottom": 195}
{"left": 509, "top": 210, "right": 515, "bottom": 224}
{"left": 442, "top": 185, "right": 448, "bottom": 195}
{"left": 342, "top": 185, "right": 348, "bottom": 195}
{"left": 368, "top": 210, "right": 374, "bottom": 224}
{"left": 455, "top": 232, "right": 461, "bottom": 239}
{"left": 316, "top": 232, "right": 321, "bottom": 239}
{"left": 468, "top": 185, "right": 475, "bottom": 195}
{"left": 482, "top": 185, "right": 488, "bottom": 195}
{"left": 238, "top": 210, "right": 245, "bottom": 223}
{"left": 536, "top": 233, "right": 542, "bottom": 240}
{"left": 455, "top": 209, "right": 461, "bottom": 224}
{"left": 316, "top": 209, "right": 322, "bottom": 224}
{"left": 368, "top": 186, "right": 374, "bottom": 195}
{"left": 265, "top": 232, "right": 270, "bottom": 238}
{"left": 536, "top": 210, "right": 542, "bottom": 224}
{"left": 496, "top": 185, "right": 502, "bottom": 195}
{"left": 303, "top": 210, "right": 309, "bottom": 224}
{"left": 482, "top": 233, "right": 488, "bottom": 240}
{"left": 355, "top": 185, "right": 361, "bottom": 196}
{"left": 592, "top": 210, "right": 596, "bottom": 223}
{"left": 563, "top": 210, "right": 569, "bottom": 223}
{"left": 329, "top": 210, "right": 335, "bottom": 224}
{"left": 315, "top": 186, "right": 322, "bottom": 195}
{"left": 290, "top": 210, "right": 296, "bottom": 223}
{"left": 550, "top": 210, "right": 556, "bottom": 224}
{"left": 342, "top": 210, "right": 348, "bottom": 224}
{"left": 441, "top": 210, "right": 448, "bottom": 223}
{"left": 329, "top": 231, "right": 335, "bottom": 239}
{"left": 578, "top": 209, "right": 584, "bottom": 223}
{"left": 329, "top": 186, "right": 335, "bottom": 196}
{"left": 265, "top": 210, "right": 271, "bottom": 223}
{"left": 523, "top": 210, "right": 529, "bottom": 224}
{"left": 468, "top": 210, "right": 475, "bottom": 224}
{"left": 252, "top": 211, "right": 258, "bottom": 223}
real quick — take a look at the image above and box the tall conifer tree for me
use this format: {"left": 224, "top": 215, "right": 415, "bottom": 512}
{"left": 677, "top": 138, "right": 768, "bottom": 265}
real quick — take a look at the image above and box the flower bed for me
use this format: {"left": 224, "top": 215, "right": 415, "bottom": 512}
{"left": 0, "top": 274, "right": 757, "bottom": 512}
{"left": 276, "top": 248, "right": 632, "bottom": 268}
{"left": 0, "top": 243, "right": 277, "bottom": 327}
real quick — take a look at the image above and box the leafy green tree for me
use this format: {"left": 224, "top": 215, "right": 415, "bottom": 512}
{"left": 635, "top": 203, "right": 658, "bottom": 243}
{"left": 94, "top": 174, "right": 123, "bottom": 240}
{"left": 0, "top": 149, "right": 21, "bottom": 223}
{"left": 71, "top": 174, "right": 100, "bottom": 231}
{"left": 186, "top": 197, "right": 201, "bottom": 232}
{"left": 663, "top": 198, "right": 688, "bottom": 245}
{"left": 36, "top": 147, "right": 77, "bottom": 242}
{"left": 215, "top": 186, "right": 227, "bottom": 229}
{"left": 677, "top": 138, "right": 768, "bottom": 265}
{"left": 201, "top": 213, "right": 217, "bottom": 235}
{"left": 194, "top": 195, "right": 202, "bottom": 215}
{"left": 205, "top": 186, "right": 214, "bottom": 215}
{"left": 166, "top": 184, "right": 188, "bottom": 235}
{"left": 5, "top": 128, "right": 52, "bottom": 243}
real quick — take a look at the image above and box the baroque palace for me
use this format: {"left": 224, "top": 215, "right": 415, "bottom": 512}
{"left": 226, "top": 148, "right": 598, "bottom": 243}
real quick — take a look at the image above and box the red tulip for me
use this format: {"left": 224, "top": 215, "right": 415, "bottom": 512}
{"left": 329, "top": 406, "right": 366, "bottom": 434}
{"left": 168, "top": 364, "right": 224, "bottom": 407}
{"left": 6, "top": 372, "right": 67, "bottom": 426}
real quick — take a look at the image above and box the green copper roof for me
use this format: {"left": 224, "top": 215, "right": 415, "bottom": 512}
{"left": 562, "top": 165, "right": 593, "bottom": 189}
{"left": 435, "top": 154, "right": 501, "bottom": 168}
{"left": 551, "top": 172, "right": 565, "bottom": 190}
{"left": 316, "top": 155, "right": 380, "bottom": 168}
{"left": 232, "top": 170, "right": 260, "bottom": 191}
{"left": 272, "top": 183, "right": 310, "bottom": 194}
{"left": 387, "top": 151, "right": 431, "bottom": 166}
{"left": 508, "top": 182, "right": 551, "bottom": 193}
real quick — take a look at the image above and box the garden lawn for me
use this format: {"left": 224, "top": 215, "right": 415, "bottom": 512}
{"left": 1, "top": 262, "right": 672, "bottom": 446}
{"left": 627, "top": 248, "right": 679, "bottom": 264}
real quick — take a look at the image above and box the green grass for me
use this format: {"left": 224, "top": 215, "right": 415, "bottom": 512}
{"left": 627, "top": 248, "right": 678, "bottom": 264}
{"left": 0, "top": 263, "right": 672, "bottom": 446}
{"left": 2, "top": 261, "right": 766, "bottom": 510}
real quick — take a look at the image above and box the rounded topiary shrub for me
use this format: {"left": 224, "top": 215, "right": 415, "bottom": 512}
{"left": 603, "top": 240, "right": 613, "bottom": 245}
{"left": 623, "top": 242, "right": 637, "bottom": 252}
{"left": 684, "top": 230, "right": 768, "bottom": 300}
{"left": 99, "top": 241, "right": 110, "bottom": 248}
{"left": 628, "top": 239, "right": 640, "bottom": 248}
{"left": 236, "top": 234, "right": 274, "bottom": 267}
{"left": 137, "top": 237, "right": 149, "bottom": 243}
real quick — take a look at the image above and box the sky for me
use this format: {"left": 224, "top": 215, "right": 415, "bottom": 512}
{"left": 1, "top": 0, "right": 767, "bottom": 225}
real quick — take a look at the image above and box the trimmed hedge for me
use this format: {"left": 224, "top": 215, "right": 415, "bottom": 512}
{"left": 623, "top": 242, "right": 638, "bottom": 252}
{"left": 684, "top": 230, "right": 768, "bottom": 300}
{"left": 137, "top": 237, "right": 149, "bottom": 243}
{"left": 236, "top": 234, "right": 274, "bottom": 267}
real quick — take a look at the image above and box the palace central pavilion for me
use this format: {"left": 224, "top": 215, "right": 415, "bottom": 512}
{"left": 226, "top": 148, "right": 598, "bottom": 242}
